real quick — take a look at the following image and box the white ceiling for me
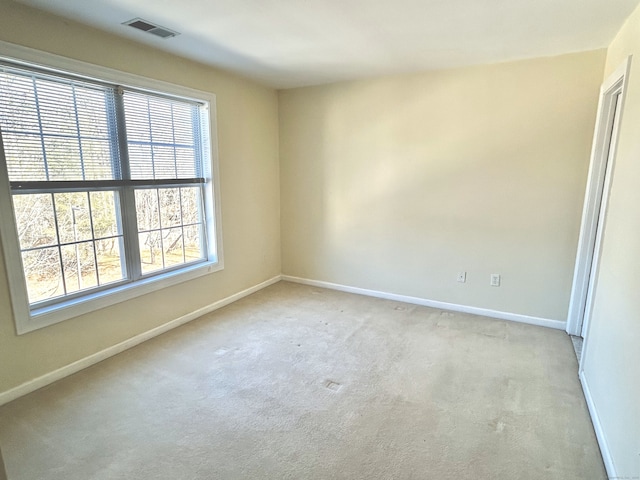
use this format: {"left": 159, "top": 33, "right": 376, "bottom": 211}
{"left": 13, "top": 0, "right": 640, "bottom": 89}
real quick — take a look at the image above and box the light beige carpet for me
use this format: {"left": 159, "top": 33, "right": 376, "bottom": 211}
{"left": 0, "top": 281, "right": 605, "bottom": 479}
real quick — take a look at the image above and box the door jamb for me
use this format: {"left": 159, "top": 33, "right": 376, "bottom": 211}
{"left": 566, "top": 56, "right": 631, "bottom": 338}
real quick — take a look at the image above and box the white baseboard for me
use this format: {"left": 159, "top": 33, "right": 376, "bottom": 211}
{"left": 0, "top": 275, "right": 281, "bottom": 407}
{"left": 282, "top": 275, "right": 565, "bottom": 330}
{"left": 579, "top": 370, "right": 617, "bottom": 478}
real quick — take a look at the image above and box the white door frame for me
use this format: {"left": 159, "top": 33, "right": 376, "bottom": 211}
{"left": 566, "top": 57, "right": 631, "bottom": 338}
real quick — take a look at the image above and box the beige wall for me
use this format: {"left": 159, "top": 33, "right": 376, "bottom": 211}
{"left": 0, "top": 2, "right": 280, "bottom": 393}
{"left": 279, "top": 51, "right": 605, "bottom": 320}
{"left": 582, "top": 2, "right": 640, "bottom": 477}
{"left": 0, "top": 1, "right": 636, "bottom": 472}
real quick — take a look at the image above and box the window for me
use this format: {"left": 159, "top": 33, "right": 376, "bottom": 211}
{"left": 0, "top": 56, "right": 221, "bottom": 334}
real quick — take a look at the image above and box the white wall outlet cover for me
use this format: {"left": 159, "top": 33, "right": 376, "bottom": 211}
{"left": 490, "top": 274, "right": 501, "bottom": 287}
{"left": 457, "top": 272, "right": 466, "bottom": 283}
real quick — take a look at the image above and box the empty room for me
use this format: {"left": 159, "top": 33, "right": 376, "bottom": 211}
{"left": 0, "top": 0, "right": 639, "bottom": 478}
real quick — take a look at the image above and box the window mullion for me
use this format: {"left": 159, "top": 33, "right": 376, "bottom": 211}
{"left": 86, "top": 192, "right": 101, "bottom": 286}
{"left": 113, "top": 87, "right": 142, "bottom": 281}
{"left": 50, "top": 192, "right": 68, "bottom": 296}
{"left": 71, "top": 85, "right": 86, "bottom": 181}
{"left": 31, "top": 76, "right": 51, "bottom": 181}
{"left": 120, "top": 186, "right": 140, "bottom": 280}
{"left": 198, "top": 184, "right": 209, "bottom": 259}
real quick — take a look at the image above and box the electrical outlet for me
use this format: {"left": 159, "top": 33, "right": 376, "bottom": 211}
{"left": 457, "top": 271, "right": 466, "bottom": 283}
{"left": 490, "top": 274, "right": 501, "bottom": 287}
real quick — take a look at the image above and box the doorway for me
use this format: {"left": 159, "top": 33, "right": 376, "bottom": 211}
{"left": 566, "top": 57, "right": 631, "bottom": 343}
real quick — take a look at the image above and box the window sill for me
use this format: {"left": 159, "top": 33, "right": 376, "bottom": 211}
{"left": 18, "top": 259, "right": 222, "bottom": 335}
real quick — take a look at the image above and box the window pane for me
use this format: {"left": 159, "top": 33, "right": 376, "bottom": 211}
{"left": 136, "top": 186, "right": 206, "bottom": 274}
{"left": 152, "top": 146, "right": 178, "bottom": 179}
{"left": 2, "top": 132, "right": 47, "bottom": 181}
{"left": 176, "top": 147, "right": 197, "bottom": 178}
{"left": 44, "top": 137, "right": 82, "bottom": 181}
{"left": 14, "top": 190, "right": 127, "bottom": 302}
{"left": 180, "top": 187, "right": 200, "bottom": 225}
{"left": 163, "top": 228, "right": 184, "bottom": 267}
{"left": 149, "top": 100, "right": 174, "bottom": 143}
{"left": 22, "top": 247, "right": 64, "bottom": 303}
{"left": 90, "top": 191, "right": 120, "bottom": 239}
{"left": 96, "top": 238, "right": 125, "bottom": 285}
{"left": 172, "top": 105, "right": 195, "bottom": 145}
{"left": 135, "top": 189, "right": 160, "bottom": 231}
{"left": 139, "top": 231, "right": 163, "bottom": 274}
{"left": 184, "top": 225, "right": 203, "bottom": 262}
{"left": 123, "top": 94, "right": 151, "bottom": 142}
{"left": 61, "top": 241, "right": 97, "bottom": 294}
{"left": 13, "top": 193, "right": 58, "bottom": 250}
{"left": 0, "top": 73, "right": 39, "bottom": 131}
{"left": 159, "top": 188, "right": 181, "bottom": 227}
{"left": 81, "top": 139, "right": 114, "bottom": 180}
{"left": 54, "top": 192, "right": 92, "bottom": 244}
{"left": 128, "top": 144, "right": 154, "bottom": 178}
{"left": 75, "top": 88, "right": 111, "bottom": 138}
{"left": 37, "top": 79, "right": 77, "bottom": 136}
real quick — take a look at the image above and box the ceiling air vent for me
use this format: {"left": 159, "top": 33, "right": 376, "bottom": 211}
{"left": 123, "top": 18, "right": 179, "bottom": 39}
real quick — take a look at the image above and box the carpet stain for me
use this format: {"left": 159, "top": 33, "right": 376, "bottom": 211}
{"left": 323, "top": 380, "right": 342, "bottom": 392}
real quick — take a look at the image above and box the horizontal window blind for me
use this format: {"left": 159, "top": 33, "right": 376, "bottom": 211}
{"left": 124, "top": 90, "right": 202, "bottom": 181}
{"left": 0, "top": 66, "right": 120, "bottom": 182}
{"left": 0, "top": 66, "right": 206, "bottom": 187}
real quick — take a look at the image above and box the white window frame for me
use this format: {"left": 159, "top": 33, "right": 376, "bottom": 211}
{"left": 0, "top": 41, "right": 224, "bottom": 335}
